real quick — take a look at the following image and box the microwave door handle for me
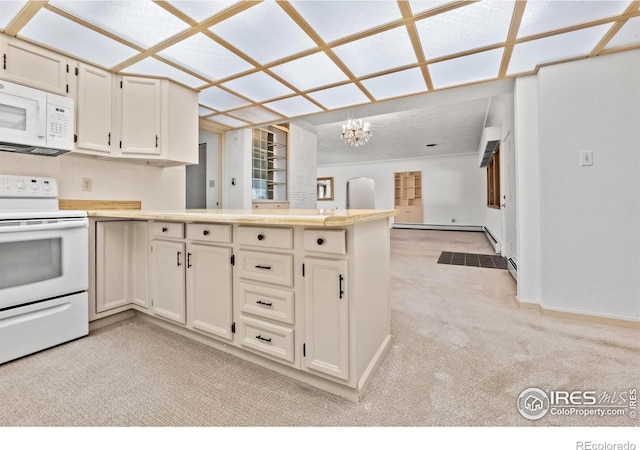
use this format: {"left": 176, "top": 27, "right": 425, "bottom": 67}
{"left": 0, "top": 219, "right": 88, "bottom": 234}
{"left": 37, "top": 102, "right": 46, "bottom": 139}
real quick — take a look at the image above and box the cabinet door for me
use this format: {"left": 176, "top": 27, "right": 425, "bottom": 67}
{"left": 76, "top": 63, "right": 112, "bottom": 154}
{"left": 96, "top": 222, "right": 132, "bottom": 313}
{"left": 1, "top": 37, "right": 68, "bottom": 94}
{"left": 304, "top": 258, "right": 349, "bottom": 381}
{"left": 120, "top": 76, "right": 161, "bottom": 155}
{"left": 152, "top": 239, "right": 186, "bottom": 324}
{"left": 187, "top": 243, "right": 233, "bottom": 340}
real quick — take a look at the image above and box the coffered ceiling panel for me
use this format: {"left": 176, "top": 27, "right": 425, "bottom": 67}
{"left": 199, "top": 86, "right": 250, "bottom": 111}
{"left": 18, "top": 8, "right": 138, "bottom": 68}
{"left": 166, "top": 0, "right": 238, "bottom": 22}
{"left": 2, "top": 0, "right": 639, "bottom": 132}
{"left": 605, "top": 15, "right": 640, "bottom": 50}
{"left": 264, "top": 96, "right": 323, "bottom": 117}
{"left": 269, "top": 52, "right": 348, "bottom": 91}
{"left": 430, "top": 48, "right": 503, "bottom": 89}
{"left": 332, "top": 26, "right": 418, "bottom": 77}
{"left": 416, "top": 1, "right": 515, "bottom": 59}
{"left": 50, "top": 0, "right": 190, "bottom": 49}
{"left": 208, "top": 0, "right": 315, "bottom": 64}
{"left": 361, "top": 68, "right": 426, "bottom": 100}
{"left": 307, "top": 83, "right": 370, "bottom": 110}
{"left": 289, "top": 0, "right": 402, "bottom": 43}
{"left": 517, "top": 0, "right": 630, "bottom": 38}
{"left": 0, "top": 1, "right": 27, "bottom": 29}
{"left": 222, "top": 71, "right": 294, "bottom": 103}
{"left": 124, "top": 57, "right": 205, "bottom": 88}
{"left": 508, "top": 24, "right": 611, "bottom": 75}
{"left": 158, "top": 32, "right": 252, "bottom": 81}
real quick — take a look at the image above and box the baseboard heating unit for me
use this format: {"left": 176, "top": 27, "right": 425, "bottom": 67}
{"left": 392, "top": 223, "right": 483, "bottom": 232}
{"left": 483, "top": 227, "right": 501, "bottom": 253}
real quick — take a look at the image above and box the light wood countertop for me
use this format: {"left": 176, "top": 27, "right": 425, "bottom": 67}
{"left": 87, "top": 208, "right": 397, "bottom": 227}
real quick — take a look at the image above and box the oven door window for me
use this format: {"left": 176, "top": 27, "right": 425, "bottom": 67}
{"left": 0, "top": 238, "right": 62, "bottom": 289}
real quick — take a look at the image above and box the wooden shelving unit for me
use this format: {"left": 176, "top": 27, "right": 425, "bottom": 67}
{"left": 394, "top": 171, "right": 423, "bottom": 223}
{"left": 252, "top": 125, "right": 288, "bottom": 207}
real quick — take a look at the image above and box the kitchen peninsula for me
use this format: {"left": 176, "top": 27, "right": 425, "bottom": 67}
{"left": 88, "top": 208, "right": 395, "bottom": 400}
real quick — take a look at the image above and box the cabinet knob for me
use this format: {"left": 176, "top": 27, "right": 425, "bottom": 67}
{"left": 257, "top": 234, "right": 264, "bottom": 241}
{"left": 317, "top": 238, "right": 324, "bottom": 246}
{"left": 162, "top": 227, "right": 168, "bottom": 232}
{"left": 203, "top": 230, "right": 209, "bottom": 236}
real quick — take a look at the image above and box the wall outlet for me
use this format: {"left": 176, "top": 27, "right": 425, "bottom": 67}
{"left": 451, "top": 218, "right": 456, "bottom": 223}
{"left": 580, "top": 151, "right": 594, "bottom": 166}
{"left": 82, "top": 178, "right": 93, "bottom": 191}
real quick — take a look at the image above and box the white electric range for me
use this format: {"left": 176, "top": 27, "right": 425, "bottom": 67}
{"left": 0, "top": 175, "right": 89, "bottom": 364}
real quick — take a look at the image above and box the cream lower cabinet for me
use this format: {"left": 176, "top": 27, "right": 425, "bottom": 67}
{"left": 187, "top": 243, "right": 233, "bottom": 340}
{"left": 303, "top": 258, "right": 349, "bottom": 381}
{"left": 95, "top": 221, "right": 148, "bottom": 315}
{"left": 151, "top": 239, "right": 186, "bottom": 324}
{"left": 150, "top": 221, "right": 234, "bottom": 334}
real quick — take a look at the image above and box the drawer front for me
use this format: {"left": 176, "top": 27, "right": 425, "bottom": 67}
{"left": 239, "top": 282, "right": 294, "bottom": 325}
{"left": 237, "top": 250, "right": 293, "bottom": 287}
{"left": 237, "top": 226, "right": 293, "bottom": 250}
{"left": 253, "top": 202, "right": 289, "bottom": 209}
{"left": 238, "top": 315, "right": 294, "bottom": 363}
{"left": 303, "top": 229, "right": 346, "bottom": 255}
{"left": 186, "top": 223, "right": 231, "bottom": 243}
{"left": 150, "top": 221, "right": 184, "bottom": 239}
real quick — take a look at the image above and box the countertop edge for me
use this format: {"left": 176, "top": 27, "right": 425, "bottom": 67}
{"left": 87, "top": 209, "right": 397, "bottom": 226}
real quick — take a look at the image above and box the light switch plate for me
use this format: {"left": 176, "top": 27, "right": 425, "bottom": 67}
{"left": 580, "top": 151, "right": 593, "bottom": 166}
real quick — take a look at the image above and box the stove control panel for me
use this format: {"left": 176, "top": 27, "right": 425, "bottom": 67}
{"left": 0, "top": 175, "right": 58, "bottom": 198}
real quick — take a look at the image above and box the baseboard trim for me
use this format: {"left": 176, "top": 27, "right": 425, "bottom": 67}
{"left": 89, "top": 309, "right": 136, "bottom": 332}
{"left": 514, "top": 299, "right": 640, "bottom": 330}
{"left": 393, "top": 223, "right": 483, "bottom": 232}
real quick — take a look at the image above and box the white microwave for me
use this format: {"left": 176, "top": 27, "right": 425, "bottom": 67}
{"left": 0, "top": 79, "right": 74, "bottom": 156}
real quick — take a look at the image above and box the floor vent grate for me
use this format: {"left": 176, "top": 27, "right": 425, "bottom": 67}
{"left": 437, "top": 251, "right": 508, "bottom": 270}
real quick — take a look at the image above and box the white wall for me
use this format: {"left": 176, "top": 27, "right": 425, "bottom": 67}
{"left": 288, "top": 122, "right": 317, "bottom": 209}
{"left": 515, "top": 75, "right": 542, "bottom": 305}
{"left": 198, "top": 130, "right": 220, "bottom": 208}
{"left": 0, "top": 151, "right": 185, "bottom": 209}
{"left": 516, "top": 50, "right": 640, "bottom": 320}
{"left": 223, "top": 128, "right": 252, "bottom": 209}
{"left": 318, "top": 153, "right": 486, "bottom": 226}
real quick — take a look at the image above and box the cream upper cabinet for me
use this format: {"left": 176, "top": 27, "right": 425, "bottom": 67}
{"left": 187, "top": 243, "right": 233, "bottom": 340}
{"left": 0, "top": 37, "right": 68, "bottom": 95}
{"left": 114, "top": 76, "right": 198, "bottom": 165}
{"left": 76, "top": 63, "right": 113, "bottom": 155}
{"left": 303, "top": 257, "right": 349, "bottom": 381}
{"left": 119, "top": 76, "right": 162, "bottom": 156}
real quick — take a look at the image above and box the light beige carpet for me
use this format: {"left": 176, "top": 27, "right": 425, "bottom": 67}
{"left": 1, "top": 229, "right": 638, "bottom": 426}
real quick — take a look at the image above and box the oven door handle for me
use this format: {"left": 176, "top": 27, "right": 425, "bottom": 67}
{"left": 0, "top": 218, "right": 88, "bottom": 234}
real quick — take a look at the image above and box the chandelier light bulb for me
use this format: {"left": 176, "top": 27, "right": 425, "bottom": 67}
{"left": 340, "top": 119, "right": 372, "bottom": 147}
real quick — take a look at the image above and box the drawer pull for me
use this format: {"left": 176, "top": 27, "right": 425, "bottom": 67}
{"left": 255, "top": 335, "right": 272, "bottom": 343}
{"left": 257, "top": 233, "right": 265, "bottom": 241}
{"left": 255, "top": 265, "right": 272, "bottom": 270}
{"left": 317, "top": 238, "right": 324, "bottom": 245}
{"left": 203, "top": 230, "right": 209, "bottom": 236}
{"left": 162, "top": 227, "right": 168, "bottom": 232}
{"left": 256, "top": 300, "right": 273, "bottom": 307}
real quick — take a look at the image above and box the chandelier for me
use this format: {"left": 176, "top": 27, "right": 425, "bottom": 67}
{"left": 340, "top": 119, "right": 372, "bottom": 147}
